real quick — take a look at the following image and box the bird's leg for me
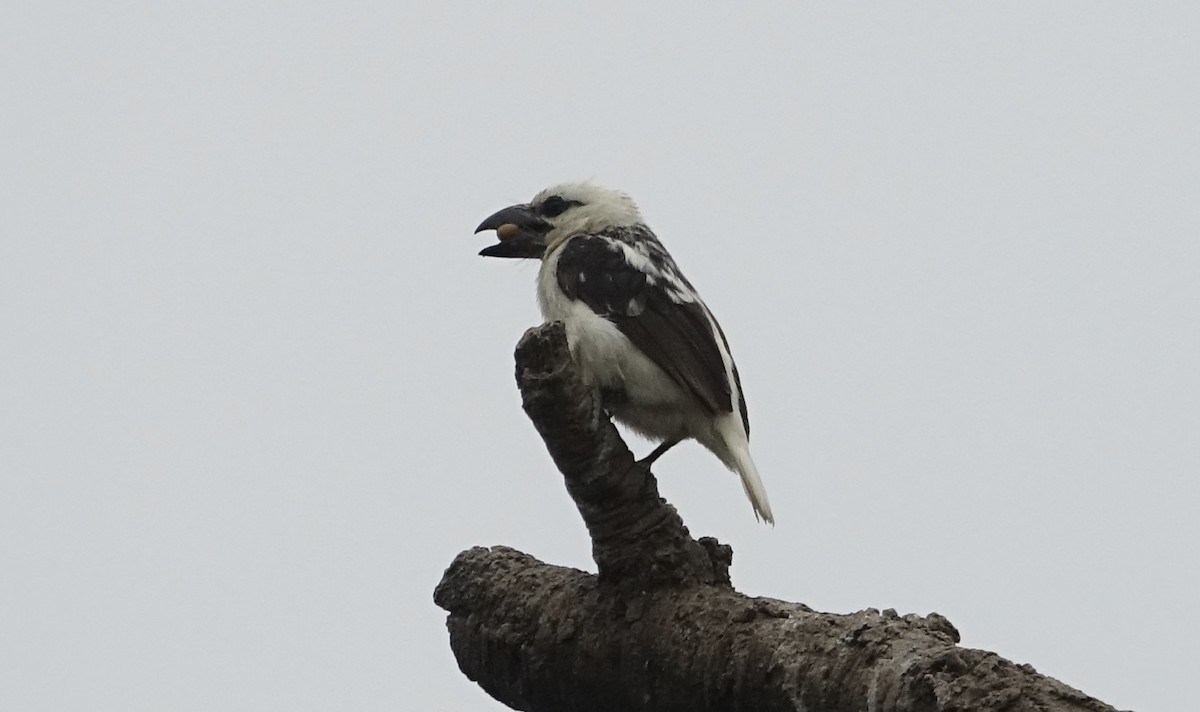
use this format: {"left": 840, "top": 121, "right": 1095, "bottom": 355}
{"left": 638, "top": 437, "right": 682, "bottom": 467}
{"left": 597, "top": 386, "right": 678, "bottom": 467}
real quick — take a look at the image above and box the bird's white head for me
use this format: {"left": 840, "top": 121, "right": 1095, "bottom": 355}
{"left": 532, "top": 182, "right": 643, "bottom": 241}
{"left": 475, "top": 181, "right": 644, "bottom": 259}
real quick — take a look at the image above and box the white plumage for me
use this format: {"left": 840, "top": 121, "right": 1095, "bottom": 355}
{"left": 476, "top": 182, "right": 774, "bottom": 524}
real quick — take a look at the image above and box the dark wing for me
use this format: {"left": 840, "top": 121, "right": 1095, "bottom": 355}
{"left": 556, "top": 233, "right": 733, "bottom": 415}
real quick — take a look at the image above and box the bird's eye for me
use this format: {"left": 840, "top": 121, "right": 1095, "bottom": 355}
{"left": 538, "top": 196, "right": 575, "bottom": 218}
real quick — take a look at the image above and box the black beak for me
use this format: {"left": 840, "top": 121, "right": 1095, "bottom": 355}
{"left": 474, "top": 204, "right": 551, "bottom": 259}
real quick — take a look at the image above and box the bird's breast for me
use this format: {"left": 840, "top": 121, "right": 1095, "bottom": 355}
{"left": 536, "top": 245, "right": 572, "bottom": 322}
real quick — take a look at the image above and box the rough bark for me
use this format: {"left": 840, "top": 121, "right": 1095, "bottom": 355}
{"left": 434, "top": 322, "right": 1123, "bottom": 712}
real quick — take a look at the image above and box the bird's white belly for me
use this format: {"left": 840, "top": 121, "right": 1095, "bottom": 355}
{"left": 573, "top": 304, "right": 681, "bottom": 400}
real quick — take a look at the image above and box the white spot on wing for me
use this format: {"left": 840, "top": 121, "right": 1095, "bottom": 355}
{"left": 612, "top": 240, "right": 659, "bottom": 276}
{"left": 666, "top": 287, "right": 694, "bottom": 304}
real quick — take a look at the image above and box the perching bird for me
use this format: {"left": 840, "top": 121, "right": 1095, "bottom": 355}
{"left": 475, "top": 182, "right": 774, "bottom": 524}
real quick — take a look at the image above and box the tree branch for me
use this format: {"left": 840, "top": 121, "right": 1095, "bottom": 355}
{"left": 434, "top": 322, "right": 1122, "bottom": 712}
{"left": 510, "top": 322, "right": 728, "bottom": 588}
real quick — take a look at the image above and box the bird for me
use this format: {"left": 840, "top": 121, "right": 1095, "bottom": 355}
{"left": 474, "top": 182, "right": 774, "bottom": 524}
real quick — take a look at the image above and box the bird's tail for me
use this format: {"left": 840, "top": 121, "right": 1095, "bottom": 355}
{"left": 732, "top": 445, "right": 775, "bottom": 525}
{"left": 715, "top": 415, "right": 774, "bottom": 524}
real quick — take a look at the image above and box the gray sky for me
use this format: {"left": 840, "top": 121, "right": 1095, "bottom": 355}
{"left": 2, "top": 3, "right": 1196, "bottom": 710}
